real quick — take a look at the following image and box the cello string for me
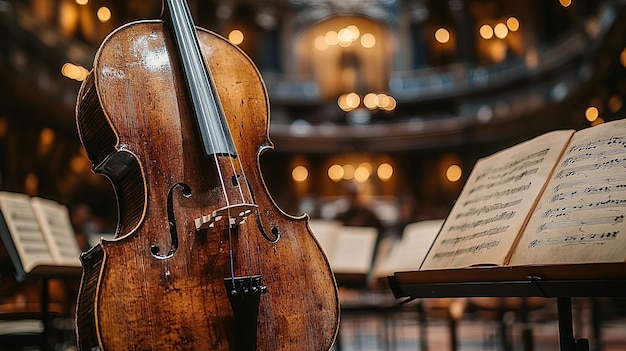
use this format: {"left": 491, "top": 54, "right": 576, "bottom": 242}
{"left": 176, "top": 4, "right": 255, "bottom": 209}
{"left": 176, "top": 0, "right": 235, "bottom": 208}
{"left": 180, "top": 5, "right": 259, "bottom": 276}
{"left": 179, "top": 0, "right": 258, "bottom": 281}
{"left": 172, "top": 0, "right": 236, "bottom": 280}
{"left": 205, "top": 91, "right": 258, "bottom": 276}
{"left": 181, "top": 1, "right": 239, "bottom": 281}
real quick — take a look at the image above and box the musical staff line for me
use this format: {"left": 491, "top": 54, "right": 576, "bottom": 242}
{"left": 476, "top": 156, "right": 545, "bottom": 182}
{"left": 542, "top": 199, "right": 626, "bottom": 218}
{"left": 449, "top": 211, "right": 516, "bottom": 232}
{"left": 537, "top": 215, "right": 624, "bottom": 232}
{"left": 528, "top": 231, "right": 619, "bottom": 248}
{"left": 456, "top": 199, "right": 523, "bottom": 218}
{"left": 568, "top": 136, "right": 626, "bottom": 153}
{"left": 463, "top": 183, "right": 531, "bottom": 206}
{"left": 469, "top": 168, "right": 538, "bottom": 194}
{"left": 552, "top": 176, "right": 626, "bottom": 192}
{"left": 561, "top": 148, "right": 625, "bottom": 167}
{"left": 476, "top": 149, "right": 550, "bottom": 180}
{"left": 432, "top": 240, "right": 500, "bottom": 259}
{"left": 556, "top": 156, "right": 626, "bottom": 179}
{"left": 440, "top": 225, "right": 510, "bottom": 245}
{"left": 550, "top": 184, "right": 626, "bottom": 203}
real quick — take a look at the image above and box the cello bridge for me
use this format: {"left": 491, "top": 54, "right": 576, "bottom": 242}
{"left": 194, "top": 203, "right": 258, "bottom": 230}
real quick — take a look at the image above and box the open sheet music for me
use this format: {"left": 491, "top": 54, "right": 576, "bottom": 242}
{"left": 421, "top": 118, "right": 626, "bottom": 270}
{"left": 0, "top": 192, "right": 82, "bottom": 280}
{"left": 374, "top": 220, "right": 443, "bottom": 277}
{"left": 309, "top": 220, "right": 378, "bottom": 275}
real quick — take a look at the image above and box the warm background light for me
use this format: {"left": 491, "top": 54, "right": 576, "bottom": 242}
{"left": 314, "top": 36, "right": 328, "bottom": 50}
{"left": 507, "top": 17, "right": 520, "bottom": 32}
{"left": 377, "top": 163, "right": 393, "bottom": 181}
{"left": 379, "top": 95, "right": 396, "bottom": 111}
{"left": 342, "top": 164, "right": 355, "bottom": 180}
{"left": 228, "top": 29, "right": 244, "bottom": 45}
{"left": 24, "top": 173, "right": 39, "bottom": 196}
{"left": 328, "top": 164, "right": 344, "bottom": 182}
{"left": 37, "top": 128, "right": 55, "bottom": 156}
{"left": 592, "top": 118, "right": 605, "bottom": 127}
{"left": 354, "top": 163, "right": 371, "bottom": 183}
{"left": 345, "top": 92, "right": 360, "bottom": 109}
{"left": 434, "top": 28, "right": 450, "bottom": 44}
{"left": 479, "top": 24, "right": 493, "bottom": 40}
{"left": 345, "top": 25, "right": 360, "bottom": 40}
{"left": 292, "top": 165, "right": 309, "bottom": 182}
{"left": 338, "top": 94, "right": 350, "bottom": 112}
{"left": 61, "top": 62, "right": 89, "bottom": 81}
{"left": 446, "top": 164, "right": 462, "bottom": 182}
{"left": 494, "top": 23, "right": 508, "bottom": 39}
{"left": 363, "top": 93, "right": 378, "bottom": 110}
{"left": 585, "top": 106, "right": 599, "bottom": 122}
{"left": 609, "top": 95, "right": 623, "bottom": 112}
{"left": 360, "top": 33, "right": 376, "bottom": 48}
{"left": 324, "top": 30, "right": 338, "bottom": 46}
{"left": 97, "top": 6, "right": 111, "bottom": 23}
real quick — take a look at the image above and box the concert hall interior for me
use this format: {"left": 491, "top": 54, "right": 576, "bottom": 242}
{"left": 1, "top": 0, "right": 626, "bottom": 350}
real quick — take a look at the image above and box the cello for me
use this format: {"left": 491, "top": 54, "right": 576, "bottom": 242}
{"left": 74, "top": 0, "right": 339, "bottom": 349}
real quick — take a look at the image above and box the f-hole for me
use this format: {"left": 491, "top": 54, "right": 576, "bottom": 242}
{"left": 242, "top": 177, "right": 279, "bottom": 243}
{"left": 150, "top": 182, "right": 192, "bottom": 259}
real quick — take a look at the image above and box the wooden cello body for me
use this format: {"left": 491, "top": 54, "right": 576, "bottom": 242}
{"left": 74, "top": 2, "right": 339, "bottom": 350}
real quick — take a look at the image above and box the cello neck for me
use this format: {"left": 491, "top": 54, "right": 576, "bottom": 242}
{"left": 163, "top": 0, "right": 237, "bottom": 157}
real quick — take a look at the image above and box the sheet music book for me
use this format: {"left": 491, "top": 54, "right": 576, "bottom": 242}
{"left": 309, "top": 220, "right": 378, "bottom": 275}
{"left": 421, "top": 118, "right": 626, "bottom": 270}
{"left": 0, "top": 192, "right": 82, "bottom": 281}
{"left": 373, "top": 219, "right": 444, "bottom": 278}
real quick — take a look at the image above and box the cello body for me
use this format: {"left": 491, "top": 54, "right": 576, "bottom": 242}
{"left": 74, "top": 17, "right": 339, "bottom": 350}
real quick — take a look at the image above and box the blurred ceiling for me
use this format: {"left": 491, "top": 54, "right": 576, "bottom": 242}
{"left": 1, "top": 0, "right": 626, "bottom": 154}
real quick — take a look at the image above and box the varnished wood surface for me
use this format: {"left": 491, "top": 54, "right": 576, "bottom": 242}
{"left": 75, "top": 20, "right": 339, "bottom": 350}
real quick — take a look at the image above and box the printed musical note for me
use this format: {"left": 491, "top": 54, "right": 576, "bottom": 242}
{"left": 469, "top": 168, "right": 539, "bottom": 194}
{"left": 556, "top": 156, "right": 626, "bottom": 179}
{"left": 561, "top": 148, "right": 625, "bottom": 167}
{"left": 568, "top": 143, "right": 597, "bottom": 153}
{"left": 537, "top": 215, "right": 624, "bottom": 232}
{"left": 448, "top": 211, "right": 516, "bottom": 232}
{"left": 550, "top": 184, "right": 626, "bottom": 203}
{"left": 432, "top": 240, "right": 500, "bottom": 259}
{"left": 528, "top": 231, "right": 619, "bottom": 248}
{"left": 440, "top": 225, "right": 509, "bottom": 245}
{"left": 542, "top": 199, "right": 626, "bottom": 218}
{"left": 552, "top": 176, "right": 626, "bottom": 192}
{"left": 463, "top": 183, "right": 532, "bottom": 206}
{"left": 606, "top": 136, "right": 626, "bottom": 147}
{"left": 475, "top": 149, "right": 550, "bottom": 182}
{"left": 455, "top": 199, "right": 523, "bottom": 218}
{"left": 567, "top": 136, "right": 626, "bottom": 153}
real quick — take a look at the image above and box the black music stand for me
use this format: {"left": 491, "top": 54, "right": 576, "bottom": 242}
{"left": 388, "top": 262, "right": 626, "bottom": 351}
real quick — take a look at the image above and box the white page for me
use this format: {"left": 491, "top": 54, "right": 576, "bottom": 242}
{"left": 0, "top": 192, "right": 53, "bottom": 273}
{"left": 329, "top": 226, "right": 377, "bottom": 274}
{"left": 385, "top": 219, "right": 444, "bottom": 274}
{"left": 511, "top": 119, "right": 626, "bottom": 265}
{"left": 31, "top": 197, "right": 82, "bottom": 267}
{"left": 421, "top": 130, "right": 574, "bottom": 269}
